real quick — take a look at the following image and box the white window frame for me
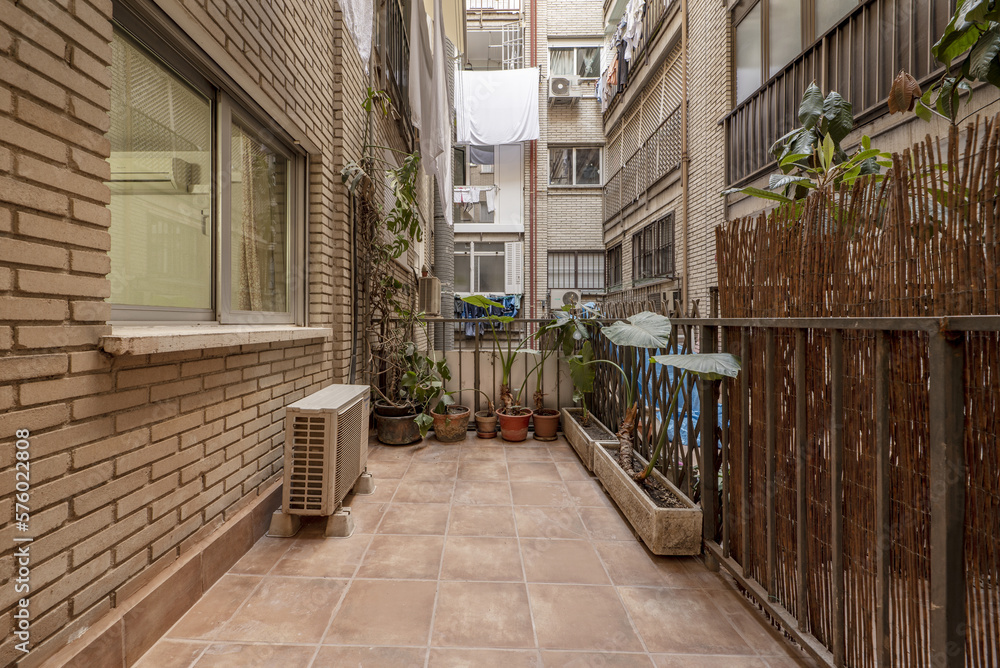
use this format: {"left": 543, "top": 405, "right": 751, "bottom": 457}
{"left": 109, "top": 15, "right": 307, "bottom": 326}
{"left": 548, "top": 41, "right": 603, "bottom": 81}
{"left": 454, "top": 241, "right": 521, "bottom": 295}
{"left": 548, "top": 146, "right": 603, "bottom": 188}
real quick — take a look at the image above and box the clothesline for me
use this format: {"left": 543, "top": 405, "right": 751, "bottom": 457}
{"left": 453, "top": 185, "right": 498, "bottom": 212}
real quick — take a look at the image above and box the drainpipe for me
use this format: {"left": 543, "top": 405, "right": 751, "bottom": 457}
{"left": 680, "top": 0, "right": 690, "bottom": 315}
{"left": 528, "top": 0, "right": 538, "bottom": 322}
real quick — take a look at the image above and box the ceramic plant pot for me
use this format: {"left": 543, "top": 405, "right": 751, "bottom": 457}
{"left": 475, "top": 411, "right": 498, "bottom": 438}
{"left": 374, "top": 412, "right": 421, "bottom": 445}
{"left": 531, "top": 409, "right": 560, "bottom": 441}
{"left": 497, "top": 408, "right": 533, "bottom": 442}
{"left": 432, "top": 405, "right": 471, "bottom": 443}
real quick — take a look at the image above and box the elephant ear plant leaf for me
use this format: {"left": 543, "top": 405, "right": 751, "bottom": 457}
{"left": 461, "top": 295, "right": 538, "bottom": 413}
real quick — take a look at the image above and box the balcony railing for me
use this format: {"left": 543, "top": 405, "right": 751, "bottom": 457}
{"left": 604, "top": 104, "right": 682, "bottom": 223}
{"left": 384, "top": 0, "right": 411, "bottom": 126}
{"left": 467, "top": 0, "right": 521, "bottom": 10}
{"left": 602, "top": 0, "right": 676, "bottom": 112}
{"left": 724, "top": 0, "right": 956, "bottom": 185}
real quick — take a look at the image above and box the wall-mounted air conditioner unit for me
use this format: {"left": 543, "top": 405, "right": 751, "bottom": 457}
{"left": 109, "top": 154, "right": 197, "bottom": 194}
{"left": 549, "top": 77, "right": 581, "bottom": 105}
{"left": 418, "top": 276, "right": 442, "bottom": 316}
{"left": 269, "top": 384, "right": 372, "bottom": 538}
{"left": 550, "top": 289, "right": 581, "bottom": 309}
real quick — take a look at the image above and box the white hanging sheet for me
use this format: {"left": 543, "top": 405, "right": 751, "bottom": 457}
{"left": 456, "top": 68, "right": 540, "bottom": 145}
{"left": 339, "top": 0, "right": 373, "bottom": 73}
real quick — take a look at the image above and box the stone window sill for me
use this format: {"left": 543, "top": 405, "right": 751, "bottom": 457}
{"left": 101, "top": 325, "right": 333, "bottom": 356}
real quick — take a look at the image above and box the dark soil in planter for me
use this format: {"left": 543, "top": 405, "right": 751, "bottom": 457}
{"left": 534, "top": 408, "right": 559, "bottom": 417}
{"left": 621, "top": 455, "right": 686, "bottom": 509}
{"left": 566, "top": 410, "right": 615, "bottom": 440}
{"left": 499, "top": 407, "right": 532, "bottom": 417}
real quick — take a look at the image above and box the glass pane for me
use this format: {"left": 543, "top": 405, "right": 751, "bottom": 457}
{"left": 816, "top": 0, "right": 856, "bottom": 36}
{"left": 230, "top": 122, "right": 290, "bottom": 313}
{"left": 455, "top": 255, "right": 471, "bottom": 292}
{"left": 575, "top": 148, "right": 601, "bottom": 185}
{"left": 476, "top": 255, "right": 505, "bottom": 293}
{"left": 769, "top": 0, "right": 801, "bottom": 76}
{"left": 577, "top": 47, "right": 600, "bottom": 78}
{"left": 109, "top": 31, "right": 213, "bottom": 309}
{"left": 735, "top": 4, "right": 762, "bottom": 103}
{"left": 549, "top": 148, "right": 572, "bottom": 185}
{"left": 550, "top": 48, "right": 574, "bottom": 76}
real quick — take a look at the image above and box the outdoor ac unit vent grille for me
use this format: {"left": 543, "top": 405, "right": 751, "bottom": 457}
{"left": 551, "top": 77, "right": 571, "bottom": 96}
{"left": 334, "top": 399, "right": 365, "bottom": 503}
{"left": 286, "top": 415, "right": 331, "bottom": 513}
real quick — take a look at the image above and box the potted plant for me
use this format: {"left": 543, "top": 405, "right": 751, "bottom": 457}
{"left": 431, "top": 398, "right": 470, "bottom": 443}
{"left": 460, "top": 296, "right": 537, "bottom": 442}
{"left": 464, "top": 388, "right": 497, "bottom": 438}
{"left": 586, "top": 312, "right": 741, "bottom": 555}
{"left": 373, "top": 342, "right": 452, "bottom": 445}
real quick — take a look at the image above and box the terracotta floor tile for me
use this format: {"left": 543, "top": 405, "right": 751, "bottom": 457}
{"left": 528, "top": 584, "right": 643, "bottom": 651}
{"left": 440, "top": 536, "right": 523, "bottom": 581}
{"left": 724, "top": 607, "right": 800, "bottom": 657}
{"left": 270, "top": 534, "right": 371, "bottom": 579}
{"left": 511, "top": 481, "right": 573, "bottom": 507}
{"left": 563, "top": 481, "right": 613, "bottom": 508}
{"left": 508, "top": 461, "right": 562, "bottom": 482}
{"left": 547, "top": 445, "right": 581, "bottom": 462}
{"left": 368, "top": 458, "right": 412, "bottom": 479}
{"left": 429, "top": 648, "right": 542, "bottom": 667}
{"left": 214, "top": 576, "right": 346, "bottom": 643}
{"left": 377, "top": 503, "right": 451, "bottom": 535}
{"left": 591, "top": 541, "right": 692, "bottom": 587}
{"left": 579, "top": 506, "right": 638, "bottom": 541}
{"left": 348, "top": 501, "right": 389, "bottom": 534}
{"left": 432, "top": 581, "right": 535, "bottom": 648}
{"left": 168, "top": 574, "right": 261, "bottom": 640}
{"left": 457, "top": 460, "right": 509, "bottom": 481}
{"left": 325, "top": 579, "right": 436, "bottom": 646}
{"left": 764, "top": 657, "right": 817, "bottom": 667}
{"left": 453, "top": 480, "right": 512, "bottom": 505}
{"left": 651, "top": 655, "right": 770, "bottom": 668}
{"left": 460, "top": 445, "right": 507, "bottom": 462}
{"left": 346, "top": 478, "right": 400, "bottom": 505}
{"left": 356, "top": 534, "right": 445, "bottom": 579}
{"left": 134, "top": 639, "right": 205, "bottom": 668}
{"left": 541, "top": 651, "right": 654, "bottom": 667}
{"left": 403, "top": 460, "right": 459, "bottom": 480}
{"left": 229, "top": 537, "right": 292, "bottom": 575}
{"left": 449, "top": 504, "right": 517, "bottom": 536}
{"left": 193, "top": 643, "right": 315, "bottom": 667}
{"left": 368, "top": 444, "right": 416, "bottom": 461}
{"left": 393, "top": 478, "right": 456, "bottom": 504}
{"left": 312, "top": 645, "right": 427, "bottom": 667}
{"left": 553, "top": 461, "right": 593, "bottom": 481}
{"left": 618, "top": 587, "right": 756, "bottom": 655}
{"left": 514, "top": 507, "right": 587, "bottom": 539}
{"left": 411, "top": 443, "right": 462, "bottom": 462}
{"left": 520, "top": 539, "right": 610, "bottom": 585}
{"left": 505, "top": 446, "right": 553, "bottom": 461}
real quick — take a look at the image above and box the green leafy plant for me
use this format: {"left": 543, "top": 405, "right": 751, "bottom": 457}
{"left": 723, "top": 83, "right": 890, "bottom": 204}
{"left": 524, "top": 306, "right": 601, "bottom": 413}
{"left": 392, "top": 342, "right": 453, "bottom": 438}
{"left": 899, "top": 0, "right": 1000, "bottom": 123}
{"left": 460, "top": 295, "right": 538, "bottom": 413}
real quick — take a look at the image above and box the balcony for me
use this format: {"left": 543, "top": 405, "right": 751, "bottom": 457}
{"left": 467, "top": 0, "right": 521, "bottom": 11}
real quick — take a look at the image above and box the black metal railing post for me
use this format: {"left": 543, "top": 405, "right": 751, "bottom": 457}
{"left": 700, "top": 321, "right": 719, "bottom": 563}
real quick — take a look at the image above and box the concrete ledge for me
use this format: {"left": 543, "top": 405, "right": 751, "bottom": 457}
{"left": 101, "top": 325, "right": 333, "bottom": 355}
{"left": 40, "top": 481, "right": 282, "bottom": 668}
{"left": 561, "top": 407, "right": 618, "bottom": 471}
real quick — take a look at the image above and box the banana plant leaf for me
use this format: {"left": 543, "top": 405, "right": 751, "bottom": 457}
{"left": 601, "top": 311, "right": 672, "bottom": 349}
{"left": 650, "top": 353, "right": 742, "bottom": 380}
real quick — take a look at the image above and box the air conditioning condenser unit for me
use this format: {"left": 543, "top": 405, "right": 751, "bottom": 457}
{"left": 419, "top": 276, "right": 442, "bottom": 316}
{"left": 268, "top": 384, "right": 373, "bottom": 538}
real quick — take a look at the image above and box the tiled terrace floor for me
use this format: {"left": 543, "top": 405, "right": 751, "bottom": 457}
{"left": 137, "top": 434, "right": 812, "bottom": 668}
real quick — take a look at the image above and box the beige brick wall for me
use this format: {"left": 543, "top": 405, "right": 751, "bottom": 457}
{"left": 0, "top": 0, "right": 415, "bottom": 664}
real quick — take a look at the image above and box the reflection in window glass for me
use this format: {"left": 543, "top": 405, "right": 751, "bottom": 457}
{"left": 577, "top": 47, "right": 600, "bottom": 78}
{"left": 816, "top": 0, "right": 857, "bottom": 36}
{"left": 230, "top": 122, "right": 290, "bottom": 313}
{"left": 769, "top": 0, "right": 802, "bottom": 77}
{"left": 549, "top": 148, "right": 572, "bottom": 185}
{"left": 109, "top": 31, "right": 212, "bottom": 309}
{"left": 477, "top": 255, "right": 505, "bottom": 293}
{"left": 454, "top": 255, "right": 471, "bottom": 292}
{"left": 550, "top": 48, "right": 574, "bottom": 76}
{"left": 576, "top": 148, "right": 601, "bottom": 185}
{"left": 735, "top": 4, "right": 762, "bottom": 102}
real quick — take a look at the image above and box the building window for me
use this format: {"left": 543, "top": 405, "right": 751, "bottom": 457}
{"left": 606, "top": 244, "right": 623, "bottom": 290}
{"left": 550, "top": 147, "right": 601, "bottom": 186}
{"left": 631, "top": 214, "right": 675, "bottom": 282}
{"left": 548, "top": 251, "right": 605, "bottom": 290}
{"left": 455, "top": 242, "right": 506, "bottom": 294}
{"left": 109, "top": 25, "right": 303, "bottom": 323}
{"left": 732, "top": 0, "right": 858, "bottom": 103}
{"left": 550, "top": 46, "right": 601, "bottom": 79}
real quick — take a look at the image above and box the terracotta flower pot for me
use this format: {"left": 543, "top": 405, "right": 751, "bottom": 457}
{"left": 432, "top": 405, "right": 470, "bottom": 443}
{"left": 475, "top": 411, "right": 497, "bottom": 438}
{"left": 532, "top": 409, "right": 560, "bottom": 441}
{"left": 497, "top": 408, "right": 533, "bottom": 442}
{"left": 374, "top": 412, "right": 421, "bottom": 445}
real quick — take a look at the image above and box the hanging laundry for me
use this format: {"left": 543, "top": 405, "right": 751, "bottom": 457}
{"left": 456, "top": 68, "right": 541, "bottom": 145}
{"left": 485, "top": 188, "right": 496, "bottom": 213}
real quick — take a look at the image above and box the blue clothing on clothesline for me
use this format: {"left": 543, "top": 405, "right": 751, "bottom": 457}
{"left": 454, "top": 294, "right": 521, "bottom": 335}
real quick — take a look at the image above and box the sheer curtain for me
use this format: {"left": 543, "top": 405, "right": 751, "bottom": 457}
{"left": 550, "top": 49, "right": 574, "bottom": 77}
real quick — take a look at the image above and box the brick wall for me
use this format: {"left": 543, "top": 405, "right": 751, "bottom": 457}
{"left": 0, "top": 0, "right": 416, "bottom": 664}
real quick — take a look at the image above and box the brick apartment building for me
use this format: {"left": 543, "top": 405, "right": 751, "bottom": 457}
{"left": 0, "top": 0, "right": 456, "bottom": 664}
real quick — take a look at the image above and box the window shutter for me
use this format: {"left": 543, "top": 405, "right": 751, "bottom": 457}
{"left": 504, "top": 241, "right": 523, "bottom": 294}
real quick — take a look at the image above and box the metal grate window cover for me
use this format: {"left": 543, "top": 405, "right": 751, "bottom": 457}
{"left": 286, "top": 414, "right": 333, "bottom": 514}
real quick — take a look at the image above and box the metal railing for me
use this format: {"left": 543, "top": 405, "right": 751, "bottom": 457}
{"left": 604, "top": 105, "right": 682, "bottom": 222}
{"left": 724, "top": 0, "right": 956, "bottom": 186}
{"left": 467, "top": 0, "right": 521, "bottom": 10}
{"left": 384, "top": 0, "right": 411, "bottom": 125}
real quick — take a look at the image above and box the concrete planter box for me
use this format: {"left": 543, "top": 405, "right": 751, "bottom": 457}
{"left": 561, "top": 407, "right": 618, "bottom": 471}
{"left": 593, "top": 443, "right": 702, "bottom": 555}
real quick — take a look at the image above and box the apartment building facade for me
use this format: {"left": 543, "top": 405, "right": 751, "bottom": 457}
{"left": 0, "top": 0, "right": 452, "bottom": 664}
{"left": 456, "top": 0, "right": 606, "bottom": 320}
